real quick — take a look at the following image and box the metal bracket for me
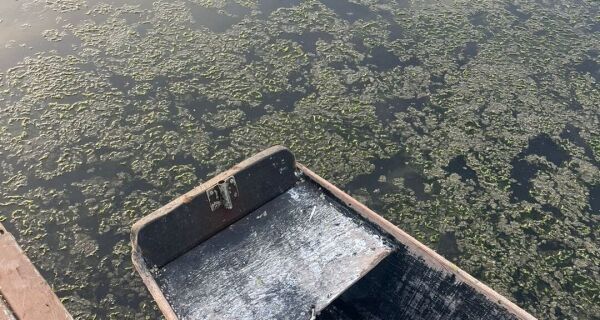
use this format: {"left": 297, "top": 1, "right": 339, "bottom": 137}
{"left": 207, "top": 176, "right": 239, "bottom": 211}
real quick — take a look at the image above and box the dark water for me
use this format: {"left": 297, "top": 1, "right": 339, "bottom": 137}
{"left": 0, "top": 0, "right": 598, "bottom": 319}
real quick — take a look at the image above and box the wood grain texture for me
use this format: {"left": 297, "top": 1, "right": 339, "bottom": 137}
{"left": 0, "top": 294, "right": 16, "bottom": 320}
{"left": 155, "top": 181, "right": 394, "bottom": 320}
{"left": 0, "top": 223, "right": 72, "bottom": 320}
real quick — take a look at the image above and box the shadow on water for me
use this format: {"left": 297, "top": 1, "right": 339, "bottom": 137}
{"left": 510, "top": 134, "right": 571, "bottom": 202}
{"left": 364, "top": 46, "right": 401, "bottom": 70}
{"left": 590, "top": 184, "right": 600, "bottom": 215}
{"left": 437, "top": 231, "right": 461, "bottom": 262}
{"left": 345, "top": 151, "right": 431, "bottom": 210}
{"left": 505, "top": 3, "right": 532, "bottom": 22}
{"left": 574, "top": 59, "right": 599, "bottom": 82}
{"left": 374, "top": 96, "right": 428, "bottom": 124}
{"left": 456, "top": 42, "right": 479, "bottom": 68}
{"left": 560, "top": 124, "right": 598, "bottom": 165}
{"left": 108, "top": 74, "right": 135, "bottom": 93}
{"left": 364, "top": 46, "right": 420, "bottom": 71}
{"left": 320, "top": 0, "right": 376, "bottom": 23}
{"left": 524, "top": 134, "right": 571, "bottom": 166}
{"left": 469, "top": 11, "right": 488, "bottom": 26}
{"left": 243, "top": 66, "right": 313, "bottom": 123}
{"left": 443, "top": 155, "right": 480, "bottom": 188}
{"left": 541, "top": 204, "right": 565, "bottom": 220}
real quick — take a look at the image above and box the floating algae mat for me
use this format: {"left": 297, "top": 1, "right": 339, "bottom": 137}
{"left": 0, "top": 0, "right": 598, "bottom": 318}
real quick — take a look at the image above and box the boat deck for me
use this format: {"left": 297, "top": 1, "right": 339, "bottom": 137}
{"left": 155, "top": 180, "right": 394, "bottom": 319}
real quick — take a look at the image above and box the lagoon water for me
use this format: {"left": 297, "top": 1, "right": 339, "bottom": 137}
{"left": 0, "top": 0, "right": 598, "bottom": 318}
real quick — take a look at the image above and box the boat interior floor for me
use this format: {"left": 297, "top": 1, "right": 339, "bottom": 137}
{"left": 153, "top": 177, "right": 519, "bottom": 320}
{"left": 155, "top": 179, "right": 394, "bottom": 319}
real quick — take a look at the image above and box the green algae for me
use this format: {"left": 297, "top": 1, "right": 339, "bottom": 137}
{"left": 45, "top": 0, "right": 87, "bottom": 13}
{"left": 0, "top": 0, "right": 599, "bottom": 319}
{"left": 42, "top": 29, "right": 67, "bottom": 42}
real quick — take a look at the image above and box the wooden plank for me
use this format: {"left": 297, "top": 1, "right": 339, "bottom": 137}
{"left": 0, "top": 223, "right": 72, "bottom": 320}
{"left": 0, "top": 294, "right": 16, "bottom": 320}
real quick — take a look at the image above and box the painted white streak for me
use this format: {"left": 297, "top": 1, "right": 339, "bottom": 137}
{"left": 308, "top": 206, "right": 316, "bottom": 222}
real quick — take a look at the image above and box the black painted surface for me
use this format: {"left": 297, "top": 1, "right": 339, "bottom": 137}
{"left": 318, "top": 249, "right": 517, "bottom": 320}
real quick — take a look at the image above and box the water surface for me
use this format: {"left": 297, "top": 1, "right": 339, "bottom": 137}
{"left": 0, "top": 0, "right": 598, "bottom": 318}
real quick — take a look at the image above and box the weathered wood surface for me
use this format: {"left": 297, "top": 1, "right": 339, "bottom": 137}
{"left": 0, "top": 294, "right": 16, "bottom": 320}
{"left": 0, "top": 223, "right": 72, "bottom": 320}
{"left": 155, "top": 180, "right": 394, "bottom": 320}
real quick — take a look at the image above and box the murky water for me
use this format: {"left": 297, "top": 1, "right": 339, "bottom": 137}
{"left": 0, "top": 0, "right": 598, "bottom": 319}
